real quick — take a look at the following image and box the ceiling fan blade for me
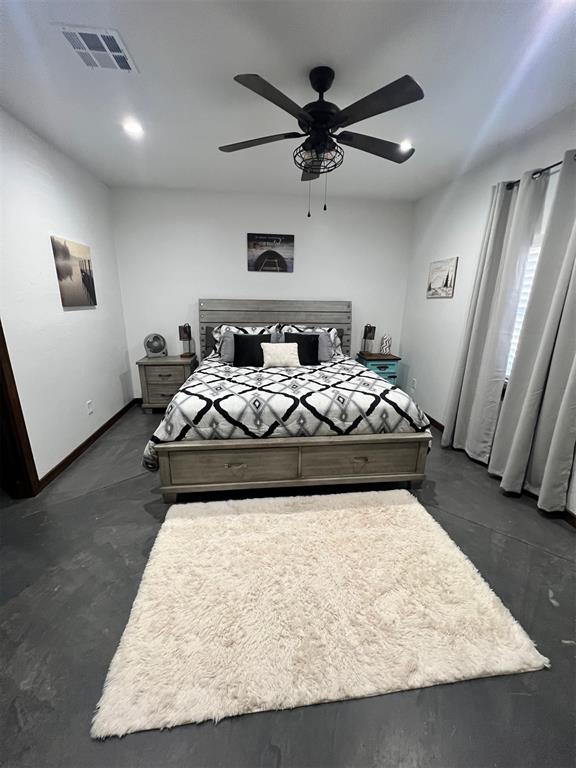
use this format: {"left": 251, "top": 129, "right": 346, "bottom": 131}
{"left": 301, "top": 169, "right": 320, "bottom": 181}
{"left": 331, "top": 75, "right": 424, "bottom": 129}
{"left": 336, "top": 131, "right": 415, "bottom": 163}
{"left": 234, "top": 74, "right": 312, "bottom": 125}
{"left": 219, "top": 132, "right": 303, "bottom": 153}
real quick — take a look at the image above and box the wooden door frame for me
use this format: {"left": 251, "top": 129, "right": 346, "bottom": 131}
{"left": 0, "top": 318, "right": 40, "bottom": 496}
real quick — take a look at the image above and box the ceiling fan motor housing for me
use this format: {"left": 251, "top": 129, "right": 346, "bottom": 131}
{"left": 298, "top": 99, "right": 340, "bottom": 133}
{"left": 302, "top": 128, "right": 337, "bottom": 154}
{"left": 309, "top": 66, "right": 335, "bottom": 94}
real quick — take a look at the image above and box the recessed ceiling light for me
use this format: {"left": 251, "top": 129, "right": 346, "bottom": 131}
{"left": 122, "top": 117, "right": 144, "bottom": 139}
{"left": 399, "top": 139, "right": 413, "bottom": 153}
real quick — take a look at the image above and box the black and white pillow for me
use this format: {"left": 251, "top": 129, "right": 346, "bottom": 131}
{"left": 212, "top": 324, "right": 278, "bottom": 358}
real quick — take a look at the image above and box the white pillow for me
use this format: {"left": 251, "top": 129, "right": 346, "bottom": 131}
{"left": 261, "top": 342, "right": 300, "bottom": 369}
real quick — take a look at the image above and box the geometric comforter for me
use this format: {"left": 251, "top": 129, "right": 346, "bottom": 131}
{"left": 143, "top": 353, "right": 430, "bottom": 471}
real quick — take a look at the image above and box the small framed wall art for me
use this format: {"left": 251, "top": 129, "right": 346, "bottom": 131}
{"left": 51, "top": 236, "right": 97, "bottom": 307}
{"left": 247, "top": 233, "right": 294, "bottom": 273}
{"left": 426, "top": 257, "right": 458, "bottom": 299}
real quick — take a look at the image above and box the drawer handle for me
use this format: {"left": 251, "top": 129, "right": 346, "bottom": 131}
{"left": 158, "top": 373, "right": 172, "bottom": 378}
{"left": 159, "top": 393, "right": 173, "bottom": 398}
{"left": 352, "top": 456, "right": 369, "bottom": 465}
{"left": 224, "top": 462, "right": 247, "bottom": 473}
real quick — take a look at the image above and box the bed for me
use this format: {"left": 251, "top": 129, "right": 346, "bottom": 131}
{"left": 144, "top": 299, "right": 432, "bottom": 501}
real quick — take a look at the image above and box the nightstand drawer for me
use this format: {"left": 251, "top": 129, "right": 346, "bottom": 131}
{"left": 146, "top": 365, "right": 188, "bottom": 385}
{"left": 356, "top": 354, "right": 401, "bottom": 385}
{"left": 148, "top": 383, "right": 180, "bottom": 404}
{"left": 366, "top": 361, "right": 398, "bottom": 375}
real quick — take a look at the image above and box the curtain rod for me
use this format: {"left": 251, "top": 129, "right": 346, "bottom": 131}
{"left": 506, "top": 159, "right": 563, "bottom": 189}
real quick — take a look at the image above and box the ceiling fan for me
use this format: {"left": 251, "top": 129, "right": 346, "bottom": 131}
{"left": 219, "top": 66, "right": 424, "bottom": 181}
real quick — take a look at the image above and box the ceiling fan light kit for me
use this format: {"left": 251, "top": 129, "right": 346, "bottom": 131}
{"left": 219, "top": 65, "right": 424, "bottom": 197}
{"left": 293, "top": 140, "right": 344, "bottom": 176}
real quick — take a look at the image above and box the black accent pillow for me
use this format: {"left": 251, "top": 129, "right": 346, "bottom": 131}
{"left": 233, "top": 334, "right": 271, "bottom": 367}
{"left": 284, "top": 333, "right": 319, "bottom": 366}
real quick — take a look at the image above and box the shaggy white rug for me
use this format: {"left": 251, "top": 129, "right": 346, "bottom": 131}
{"left": 92, "top": 490, "right": 548, "bottom": 738}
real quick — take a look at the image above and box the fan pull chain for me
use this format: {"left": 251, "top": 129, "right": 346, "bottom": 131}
{"left": 323, "top": 173, "right": 328, "bottom": 211}
{"left": 307, "top": 181, "right": 311, "bottom": 218}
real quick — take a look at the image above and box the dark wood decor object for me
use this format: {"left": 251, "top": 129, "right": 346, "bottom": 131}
{"left": 357, "top": 352, "right": 401, "bottom": 361}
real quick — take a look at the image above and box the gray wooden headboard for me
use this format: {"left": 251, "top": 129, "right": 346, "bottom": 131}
{"left": 199, "top": 298, "right": 352, "bottom": 358}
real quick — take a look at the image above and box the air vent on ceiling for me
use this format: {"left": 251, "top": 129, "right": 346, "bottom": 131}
{"left": 58, "top": 25, "right": 137, "bottom": 72}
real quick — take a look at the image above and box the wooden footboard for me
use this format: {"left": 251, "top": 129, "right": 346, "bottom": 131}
{"left": 155, "top": 431, "right": 432, "bottom": 502}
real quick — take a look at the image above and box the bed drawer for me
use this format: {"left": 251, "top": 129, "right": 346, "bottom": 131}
{"left": 170, "top": 447, "right": 299, "bottom": 485}
{"left": 146, "top": 365, "right": 188, "bottom": 385}
{"left": 301, "top": 442, "right": 418, "bottom": 478}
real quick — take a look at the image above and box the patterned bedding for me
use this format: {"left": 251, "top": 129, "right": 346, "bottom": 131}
{"left": 143, "top": 354, "right": 430, "bottom": 471}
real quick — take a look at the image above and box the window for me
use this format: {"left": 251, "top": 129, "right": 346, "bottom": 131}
{"left": 505, "top": 172, "right": 559, "bottom": 378}
{"left": 505, "top": 234, "right": 542, "bottom": 378}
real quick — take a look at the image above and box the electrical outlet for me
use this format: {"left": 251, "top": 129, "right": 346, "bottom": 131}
{"left": 410, "top": 378, "right": 417, "bottom": 391}
{"left": 86, "top": 399, "right": 94, "bottom": 415}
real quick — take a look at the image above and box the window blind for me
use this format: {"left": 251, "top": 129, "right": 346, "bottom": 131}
{"left": 505, "top": 236, "right": 542, "bottom": 378}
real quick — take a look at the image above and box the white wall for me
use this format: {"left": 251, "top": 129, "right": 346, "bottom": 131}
{"left": 0, "top": 108, "right": 131, "bottom": 478}
{"left": 112, "top": 188, "right": 414, "bottom": 395}
{"left": 400, "top": 107, "right": 575, "bottom": 423}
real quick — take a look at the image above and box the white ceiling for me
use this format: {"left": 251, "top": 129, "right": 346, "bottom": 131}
{"left": 1, "top": 0, "right": 575, "bottom": 200}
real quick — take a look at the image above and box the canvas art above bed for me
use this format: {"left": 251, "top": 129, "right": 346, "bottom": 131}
{"left": 247, "top": 233, "right": 294, "bottom": 272}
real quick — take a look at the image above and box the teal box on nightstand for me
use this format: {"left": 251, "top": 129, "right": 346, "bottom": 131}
{"left": 356, "top": 352, "right": 401, "bottom": 385}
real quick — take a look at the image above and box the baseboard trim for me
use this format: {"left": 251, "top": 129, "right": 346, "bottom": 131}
{"left": 426, "top": 414, "right": 444, "bottom": 432}
{"left": 37, "top": 399, "right": 138, "bottom": 491}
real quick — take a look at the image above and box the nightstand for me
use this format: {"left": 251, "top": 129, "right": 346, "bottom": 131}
{"left": 137, "top": 356, "right": 198, "bottom": 412}
{"left": 356, "top": 352, "right": 401, "bottom": 385}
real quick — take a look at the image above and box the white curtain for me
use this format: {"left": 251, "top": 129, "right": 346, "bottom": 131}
{"left": 442, "top": 172, "right": 549, "bottom": 461}
{"left": 489, "top": 149, "right": 576, "bottom": 512}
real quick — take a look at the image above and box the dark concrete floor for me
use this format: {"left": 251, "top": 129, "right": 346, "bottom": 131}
{"left": 1, "top": 405, "right": 574, "bottom": 768}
